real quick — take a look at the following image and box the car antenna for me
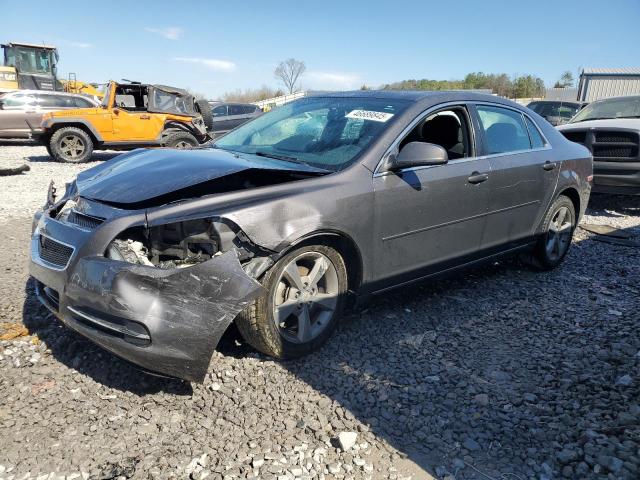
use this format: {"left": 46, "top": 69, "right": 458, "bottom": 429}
{"left": 122, "top": 79, "right": 141, "bottom": 84}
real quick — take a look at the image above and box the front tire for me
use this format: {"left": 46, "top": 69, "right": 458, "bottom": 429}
{"left": 49, "top": 127, "right": 94, "bottom": 163}
{"left": 236, "top": 245, "right": 348, "bottom": 359}
{"left": 162, "top": 131, "right": 199, "bottom": 149}
{"left": 530, "top": 195, "right": 576, "bottom": 270}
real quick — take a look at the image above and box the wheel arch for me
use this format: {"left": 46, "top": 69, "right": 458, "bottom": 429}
{"left": 47, "top": 122, "right": 100, "bottom": 145}
{"left": 282, "top": 230, "right": 364, "bottom": 294}
{"left": 556, "top": 186, "right": 581, "bottom": 218}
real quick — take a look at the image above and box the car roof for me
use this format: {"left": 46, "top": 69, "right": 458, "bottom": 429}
{"left": 4, "top": 89, "right": 95, "bottom": 98}
{"left": 529, "top": 100, "right": 583, "bottom": 105}
{"left": 309, "top": 89, "right": 531, "bottom": 110}
{"left": 208, "top": 101, "right": 257, "bottom": 106}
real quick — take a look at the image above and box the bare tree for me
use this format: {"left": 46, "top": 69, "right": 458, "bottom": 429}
{"left": 274, "top": 58, "right": 306, "bottom": 94}
{"left": 554, "top": 70, "right": 575, "bottom": 88}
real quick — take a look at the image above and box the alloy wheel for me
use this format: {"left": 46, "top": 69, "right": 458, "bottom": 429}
{"left": 60, "top": 135, "right": 85, "bottom": 159}
{"left": 545, "top": 205, "right": 573, "bottom": 262}
{"left": 272, "top": 252, "right": 339, "bottom": 344}
{"left": 174, "top": 141, "right": 194, "bottom": 149}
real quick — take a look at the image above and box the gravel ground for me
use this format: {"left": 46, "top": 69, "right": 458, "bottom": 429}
{"left": 1, "top": 144, "right": 639, "bottom": 480}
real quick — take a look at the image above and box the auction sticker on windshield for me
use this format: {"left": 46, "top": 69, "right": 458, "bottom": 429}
{"left": 345, "top": 110, "right": 394, "bottom": 122}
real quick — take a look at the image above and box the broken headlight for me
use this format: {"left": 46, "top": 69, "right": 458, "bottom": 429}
{"left": 106, "top": 218, "right": 252, "bottom": 269}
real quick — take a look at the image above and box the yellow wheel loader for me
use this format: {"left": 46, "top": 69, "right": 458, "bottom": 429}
{"left": 0, "top": 42, "right": 103, "bottom": 98}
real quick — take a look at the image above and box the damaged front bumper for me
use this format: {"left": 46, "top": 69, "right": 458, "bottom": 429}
{"left": 30, "top": 198, "right": 263, "bottom": 382}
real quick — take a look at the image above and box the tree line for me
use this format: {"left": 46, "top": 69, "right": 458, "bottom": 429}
{"left": 380, "top": 72, "right": 546, "bottom": 99}
{"left": 216, "top": 58, "right": 575, "bottom": 102}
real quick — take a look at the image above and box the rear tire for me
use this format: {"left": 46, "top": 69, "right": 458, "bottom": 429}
{"left": 194, "top": 99, "right": 214, "bottom": 131}
{"left": 526, "top": 195, "right": 576, "bottom": 270}
{"left": 236, "top": 245, "right": 348, "bottom": 359}
{"left": 162, "top": 131, "right": 199, "bottom": 149}
{"left": 49, "top": 127, "right": 94, "bottom": 163}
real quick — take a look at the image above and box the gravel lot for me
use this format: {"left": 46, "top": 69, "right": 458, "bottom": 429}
{"left": 1, "top": 144, "right": 639, "bottom": 480}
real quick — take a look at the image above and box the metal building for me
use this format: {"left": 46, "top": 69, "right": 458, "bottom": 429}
{"left": 577, "top": 68, "right": 640, "bottom": 102}
{"left": 545, "top": 87, "right": 578, "bottom": 102}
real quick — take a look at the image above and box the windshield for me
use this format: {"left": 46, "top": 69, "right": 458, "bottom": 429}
{"left": 570, "top": 96, "right": 640, "bottom": 123}
{"left": 529, "top": 102, "right": 580, "bottom": 120}
{"left": 214, "top": 96, "right": 410, "bottom": 171}
{"left": 4, "top": 46, "right": 55, "bottom": 75}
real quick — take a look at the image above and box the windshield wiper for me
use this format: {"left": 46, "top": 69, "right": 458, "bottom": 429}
{"left": 254, "top": 151, "right": 301, "bottom": 163}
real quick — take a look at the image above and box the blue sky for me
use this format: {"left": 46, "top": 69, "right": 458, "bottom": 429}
{"left": 2, "top": 0, "right": 639, "bottom": 98}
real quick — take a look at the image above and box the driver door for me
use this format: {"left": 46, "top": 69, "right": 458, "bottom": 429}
{"left": 372, "top": 105, "right": 491, "bottom": 288}
{"left": 111, "top": 87, "right": 160, "bottom": 141}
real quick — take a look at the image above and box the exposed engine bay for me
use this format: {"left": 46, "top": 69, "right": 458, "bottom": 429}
{"left": 106, "top": 218, "right": 271, "bottom": 271}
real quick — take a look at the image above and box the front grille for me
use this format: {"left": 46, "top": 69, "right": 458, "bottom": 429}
{"left": 562, "top": 129, "right": 639, "bottom": 162}
{"left": 562, "top": 130, "right": 587, "bottom": 144}
{"left": 596, "top": 132, "right": 637, "bottom": 143}
{"left": 39, "top": 235, "right": 74, "bottom": 268}
{"left": 67, "top": 210, "right": 104, "bottom": 230}
{"left": 593, "top": 145, "right": 635, "bottom": 158}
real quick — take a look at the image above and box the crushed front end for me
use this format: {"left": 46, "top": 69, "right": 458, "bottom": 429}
{"left": 29, "top": 183, "right": 265, "bottom": 382}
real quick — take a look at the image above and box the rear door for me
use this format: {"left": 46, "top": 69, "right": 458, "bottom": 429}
{"left": 0, "top": 92, "right": 37, "bottom": 137}
{"left": 226, "top": 104, "right": 250, "bottom": 130}
{"left": 473, "top": 103, "right": 559, "bottom": 251}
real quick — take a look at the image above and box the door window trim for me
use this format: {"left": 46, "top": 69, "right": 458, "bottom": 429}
{"left": 374, "top": 101, "right": 478, "bottom": 176}
{"left": 472, "top": 102, "right": 551, "bottom": 158}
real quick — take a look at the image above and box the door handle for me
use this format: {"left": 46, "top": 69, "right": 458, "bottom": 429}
{"left": 543, "top": 161, "right": 556, "bottom": 171}
{"left": 468, "top": 172, "right": 489, "bottom": 184}
{"left": 140, "top": 114, "right": 150, "bottom": 120}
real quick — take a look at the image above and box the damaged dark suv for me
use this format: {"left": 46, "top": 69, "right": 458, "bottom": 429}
{"left": 30, "top": 91, "right": 592, "bottom": 382}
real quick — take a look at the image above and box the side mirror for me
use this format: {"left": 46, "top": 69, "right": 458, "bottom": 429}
{"left": 388, "top": 142, "right": 448, "bottom": 171}
{"left": 0, "top": 101, "right": 3, "bottom": 110}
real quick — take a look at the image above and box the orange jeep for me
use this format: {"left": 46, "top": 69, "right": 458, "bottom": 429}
{"left": 39, "top": 81, "right": 213, "bottom": 163}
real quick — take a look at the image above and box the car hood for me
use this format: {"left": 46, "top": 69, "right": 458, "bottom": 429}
{"left": 558, "top": 118, "right": 640, "bottom": 131}
{"left": 76, "top": 147, "right": 327, "bottom": 206}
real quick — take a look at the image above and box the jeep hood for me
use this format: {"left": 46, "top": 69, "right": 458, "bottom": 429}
{"left": 76, "top": 147, "right": 328, "bottom": 207}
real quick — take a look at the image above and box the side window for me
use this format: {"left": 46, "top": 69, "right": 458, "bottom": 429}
{"left": 524, "top": 116, "right": 546, "bottom": 149}
{"left": 228, "top": 105, "right": 245, "bottom": 115}
{"left": 38, "top": 95, "right": 73, "bottom": 108}
{"left": 74, "top": 97, "right": 95, "bottom": 108}
{"left": 477, "top": 105, "right": 531, "bottom": 154}
{"left": 212, "top": 105, "right": 227, "bottom": 117}
{"left": 399, "top": 107, "right": 471, "bottom": 160}
{"left": 243, "top": 105, "right": 257, "bottom": 114}
{"left": 3, "top": 94, "right": 35, "bottom": 107}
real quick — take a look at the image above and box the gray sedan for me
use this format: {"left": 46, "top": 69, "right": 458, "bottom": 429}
{"left": 29, "top": 91, "right": 592, "bottom": 381}
{"left": 0, "top": 90, "right": 98, "bottom": 139}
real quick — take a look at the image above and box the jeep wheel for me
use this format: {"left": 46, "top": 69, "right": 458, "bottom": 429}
{"left": 236, "top": 245, "right": 348, "bottom": 359}
{"left": 162, "top": 131, "right": 199, "bottom": 149}
{"left": 195, "top": 99, "right": 214, "bottom": 131}
{"left": 49, "top": 127, "right": 94, "bottom": 163}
